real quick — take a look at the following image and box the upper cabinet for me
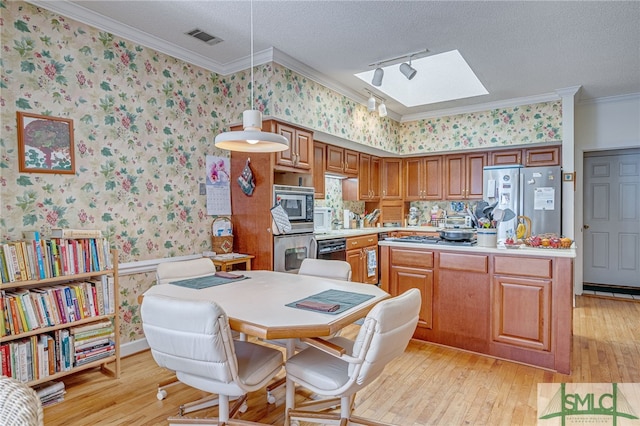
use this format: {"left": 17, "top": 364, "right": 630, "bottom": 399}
{"left": 271, "top": 121, "right": 312, "bottom": 171}
{"left": 381, "top": 158, "right": 403, "bottom": 200}
{"left": 444, "top": 152, "right": 486, "bottom": 200}
{"left": 488, "top": 145, "right": 561, "bottom": 167}
{"left": 313, "top": 142, "right": 326, "bottom": 199}
{"left": 358, "top": 154, "right": 380, "bottom": 201}
{"left": 231, "top": 119, "right": 313, "bottom": 173}
{"left": 326, "top": 146, "right": 358, "bottom": 177}
{"left": 524, "top": 146, "right": 561, "bottom": 167}
{"left": 404, "top": 156, "right": 443, "bottom": 201}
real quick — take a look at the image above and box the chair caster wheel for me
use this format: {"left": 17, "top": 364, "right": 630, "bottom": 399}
{"left": 239, "top": 402, "right": 248, "bottom": 413}
{"left": 157, "top": 389, "right": 167, "bottom": 400}
{"left": 267, "top": 392, "right": 276, "bottom": 404}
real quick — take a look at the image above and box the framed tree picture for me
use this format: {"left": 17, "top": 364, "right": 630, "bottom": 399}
{"left": 17, "top": 111, "right": 75, "bottom": 174}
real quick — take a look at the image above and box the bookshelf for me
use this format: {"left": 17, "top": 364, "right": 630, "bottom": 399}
{"left": 0, "top": 243, "right": 120, "bottom": 387}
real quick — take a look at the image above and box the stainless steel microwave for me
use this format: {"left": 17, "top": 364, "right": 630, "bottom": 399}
{"left": 273, "top": 185, "right": 314, "bottom": 233}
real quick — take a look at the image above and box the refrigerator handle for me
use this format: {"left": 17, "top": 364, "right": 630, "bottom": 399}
{"left": 519, "top": 172, "right": 524, "bottom": 215}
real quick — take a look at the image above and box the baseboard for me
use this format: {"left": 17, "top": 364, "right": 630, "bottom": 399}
{"left": 583, "top": 283, "right": 640, "bottom": 296}
{"left": 121, "top": 337, "right": 149, "bottom": 357}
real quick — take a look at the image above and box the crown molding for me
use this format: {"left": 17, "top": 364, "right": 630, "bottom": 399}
{"left": 577, "top": 92, "right": 640, "bottom": 105}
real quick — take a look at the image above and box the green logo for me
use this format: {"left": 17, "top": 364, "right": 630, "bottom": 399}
{"left": 539, "top": 383, "right": 639, "bottom": 425}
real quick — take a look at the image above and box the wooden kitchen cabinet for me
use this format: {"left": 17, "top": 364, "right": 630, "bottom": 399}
{"left": 444, "top": 152, "right": 486, "bottom": 200}
{"left": 313, "top": 142, "right": 326, "bottom": 199}
{"left": 231, "top": 120, "right": 313, "bottom": 173}
{"left": 388, "top": 247, "right": 434, "bottom": 330}
{"left": 346, "top": 234, "right": 379, "bottom": 284}
{"left": 272, "top": 121, "right": 312, "bottom": 171}
{"left": 404, "top": 156, "right": 442, "bottom": 200}
{"left": 380, "top": 158, "right": 402, "bottom": 200}
{"left": 489, "top": 149, "right": 522, "bottom": 166}
{"left": 326, "top": 145, "right": 358, "bottom": 177}
{"left": 524, "top": 146, "right": 561, "bottom": 167}
{"left": 358, "top": 153, "right": 380, "bottom": 201}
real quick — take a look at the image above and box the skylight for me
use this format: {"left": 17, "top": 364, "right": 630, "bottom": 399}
{"left": 355, "top": 50, "right": 488, "bottom": 107}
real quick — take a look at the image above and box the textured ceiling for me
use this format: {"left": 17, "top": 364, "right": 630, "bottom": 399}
{"left": 33, "top": 1, "right": 640, "bottom": 121}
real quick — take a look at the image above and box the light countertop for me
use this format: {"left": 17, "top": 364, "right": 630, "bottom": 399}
{"left": 378, "top": 239, "right": 577, "bottom": 258}
{"left": 314, "top": 226, "right": 439, "bottom": 240}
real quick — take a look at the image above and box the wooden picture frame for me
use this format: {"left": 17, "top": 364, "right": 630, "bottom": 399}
{"left": 17, "top": 111, "right": 75, "bottom": 174}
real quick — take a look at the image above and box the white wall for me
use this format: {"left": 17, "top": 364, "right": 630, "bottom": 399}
{"left": 573, "top": 93, "right": 640, "bottom": 294}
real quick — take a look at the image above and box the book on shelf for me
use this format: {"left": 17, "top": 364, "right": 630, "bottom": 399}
{"left": 51, "top": 228, "right": 102, "bottom": 239}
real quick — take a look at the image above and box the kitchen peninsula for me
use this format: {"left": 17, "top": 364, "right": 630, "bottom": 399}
{"left": 379, "top": 238, "right": 576, "bottom": 374}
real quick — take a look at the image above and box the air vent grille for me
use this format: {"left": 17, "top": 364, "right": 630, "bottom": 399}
{"left": 186, "top": 29, "right": 223, "bottom": 46}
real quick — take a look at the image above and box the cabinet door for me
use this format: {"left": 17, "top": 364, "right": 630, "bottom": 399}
{"left": 404, "top": 157, "right": 423, "bottom": 200}
{"left": 275, "top": 123, "right": 296, "bottom": 168}
{"left": 444, "top": 155, "right": 465, "bottom": 199}
{"left": 294, "top": 129, "right": 312, "bottom": 170}
{"left": 492, "top": 275, "right": 551, "bottom": 351}
{"left": 346, "top": 249, "right": 363, "bottom": 283}
{"left": 381, "top": 158, "right": 402, "bottom": 199}
{"left": 490, "top": 149, "right": 522, "bottom": 166}
{"left": 525, "top": 146, "right": 561, "bottom": 167}
{"left": 423, "top": 156, "right": 443, "bottom": 200}
{"left": 313, "top": 142, "right": 326, "bottom": 199}
{"left": 392, "top": 266, "right": 433, "bottom": 329}
{"left": 370, "top": 156, "right": 381, "bottom": 199}
{"left": 466, "top": 152, "right": 486, "bottom": 199}
{"left": 359, "top": 154, "right": 372, "bottom": 200}
{"left": 326, "top": 145, "right": 344, "bottom": 173}
{"left": 344, "top": 149, "right": 359, "bottom": 176}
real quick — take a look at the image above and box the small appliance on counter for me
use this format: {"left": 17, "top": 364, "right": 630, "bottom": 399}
{"left": 407, "top": 207, "right": 420, "bottom": 226}
{"left": 314, "top": 207, "right": 332, "bottom": 234}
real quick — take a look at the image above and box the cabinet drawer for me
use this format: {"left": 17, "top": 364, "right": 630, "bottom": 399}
{"left": 439, "top": 252, "right": 488, "bottom": 273}
{"left": 494, "top": 256, "right": 552, "bottom": 278}
{"left": 346, "top": 234, "right": 378, "bottom": 250}
{"left": 390, "top": 248, "right": 434, "bottom": 269}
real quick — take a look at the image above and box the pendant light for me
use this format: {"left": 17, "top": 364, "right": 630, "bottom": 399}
{"left": 214, "top": 0, "right": 289, "bottom": 152}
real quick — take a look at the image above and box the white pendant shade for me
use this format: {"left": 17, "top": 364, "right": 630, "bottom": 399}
{"left": 215, "top": 110, "right": 289, "bottom": 152}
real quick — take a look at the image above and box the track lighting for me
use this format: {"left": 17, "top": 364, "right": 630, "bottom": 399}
{"left": 367, "top": 94, "right": 376, "bottom": 111}
{"left": 378, "top": 102, "right": 387, "bottom": 117}
{"left": 400, "top": 59, "right": 417, "bottom": 80}
{"left": 372, "top": 67, "right": 384, "bottom": 86}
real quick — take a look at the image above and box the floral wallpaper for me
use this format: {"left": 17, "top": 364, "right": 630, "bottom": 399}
{"left": 398, "top": 102, "right": 562, "bottom": 154}
{"left": 1, "top": 2, "right": 563, "bottom": 345}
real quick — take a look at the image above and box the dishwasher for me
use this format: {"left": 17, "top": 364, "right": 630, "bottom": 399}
{"left": 316, "top": 238, "right": 347, "bottom": 261}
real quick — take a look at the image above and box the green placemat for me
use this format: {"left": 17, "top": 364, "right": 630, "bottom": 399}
{"left": 287, "top": 289, "right": 375, "bottom": 315}
{"left": 169, "top": 274, "right": 248, "bottom": 289}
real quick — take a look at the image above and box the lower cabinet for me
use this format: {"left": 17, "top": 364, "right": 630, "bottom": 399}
{"left": 379, "top": 245, "right": 573, "bottom": 374}
{"left": 491, "top": 275, "right": 551, "bottom": 351}
{"left": 345, "top": 234, "right": 378, "bottom": 284}
{"left": 388, "top": 248, "right": 434, "bottom": 330}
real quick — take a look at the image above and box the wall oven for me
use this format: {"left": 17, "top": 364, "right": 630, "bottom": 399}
{"left": 273, "top": 184, "right": 314, "bottom": 234}
{"left": 273, "top": 233, "right": 317, "bottom": 274}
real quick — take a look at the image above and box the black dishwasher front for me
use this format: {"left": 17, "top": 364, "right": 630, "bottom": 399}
{"left": 317, "top": 238, "right": 347, "bottom": 261}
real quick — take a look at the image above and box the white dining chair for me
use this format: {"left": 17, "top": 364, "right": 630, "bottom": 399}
{"left": 142, "top": 293, "right": 283, "bottom": 425}
{"left": 153, "top": 258, "right": 218, "bottom": 401}
{"left": 285, "top": 288, "right": 421, "bottom": 426}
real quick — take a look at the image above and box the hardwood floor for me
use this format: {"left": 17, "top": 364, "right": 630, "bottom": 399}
{"left": 43, "top": 295, "right": 640, "bottom": 425}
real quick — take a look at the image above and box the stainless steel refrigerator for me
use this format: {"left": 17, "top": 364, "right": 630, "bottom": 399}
{"left": 483, "top": 165, "right": 562, "bottom": 241}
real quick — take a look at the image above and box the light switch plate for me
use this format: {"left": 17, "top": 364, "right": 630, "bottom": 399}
{"left": 199, "top": 183, "right": 206, "bottom": 195}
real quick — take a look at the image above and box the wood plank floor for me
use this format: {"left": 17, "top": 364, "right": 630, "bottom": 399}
{"left": 43, "top": 295, "right": 640, "bottom": 425}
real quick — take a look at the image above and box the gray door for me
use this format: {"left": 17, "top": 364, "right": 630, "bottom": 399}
{"left": 583, "top": 149, "right": 640, "bottom": 287}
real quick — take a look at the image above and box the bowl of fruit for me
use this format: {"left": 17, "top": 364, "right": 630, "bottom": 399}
{"left": 524, "top": 234, "right": 572, "bottom": 249}
{"left": 503, "top": 237, "right": 523, "bottom": 249}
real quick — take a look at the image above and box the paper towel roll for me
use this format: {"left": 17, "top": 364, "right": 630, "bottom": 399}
{"left": 343, "top": 209, "right": 350, "bottom": 229}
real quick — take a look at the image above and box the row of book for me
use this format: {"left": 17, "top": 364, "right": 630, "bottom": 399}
{"left": 0, "top": 229, "right": 112, "bottom": 283}
{"left": 0, "top": 320, "right": 115, "bottom": 383}
{"left": 1, "top": 277, "right": 115, "bottom": 337}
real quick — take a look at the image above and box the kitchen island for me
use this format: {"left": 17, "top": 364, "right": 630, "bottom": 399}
{"left": 379, "top": 239, "right": 576, "bottom": 374}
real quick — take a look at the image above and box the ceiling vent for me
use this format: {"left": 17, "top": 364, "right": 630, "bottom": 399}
{"left": 186, "top": 29, "right": 223, "bottom": 46}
